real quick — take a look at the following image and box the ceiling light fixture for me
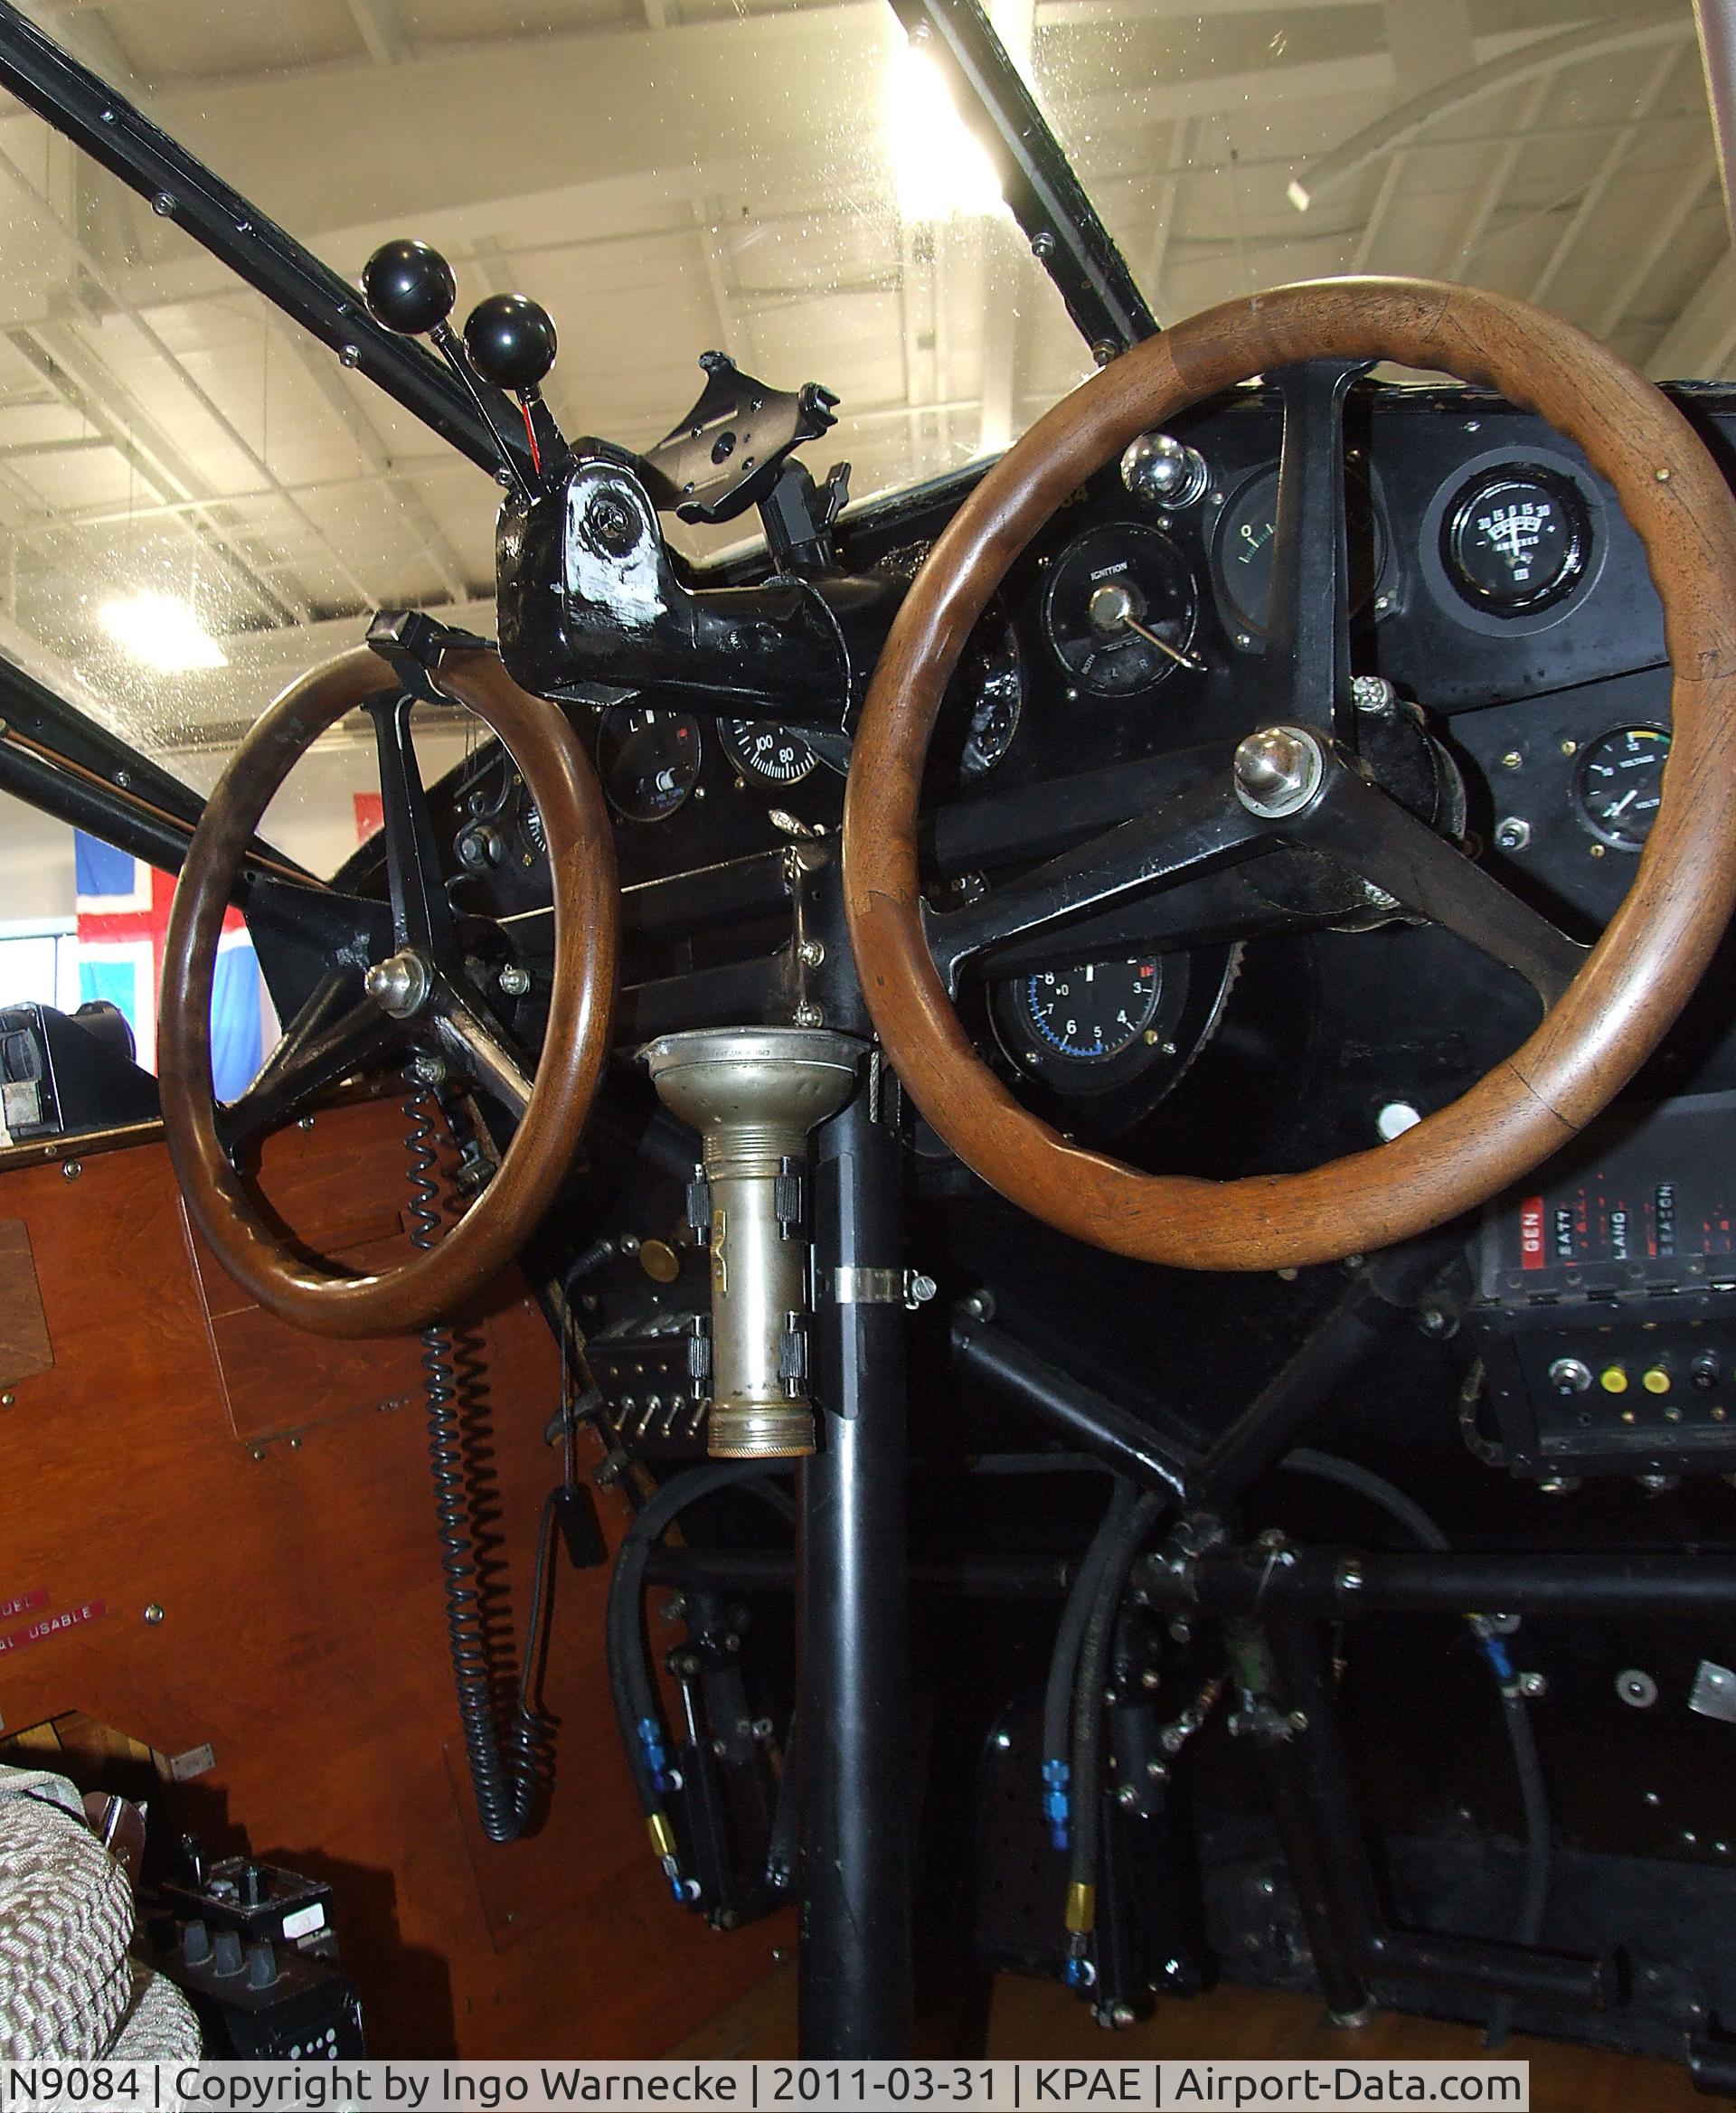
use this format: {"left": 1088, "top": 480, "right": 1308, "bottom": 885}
{"left": 886, "top": 38, "right": 1005, "bottom": 223}
{"left": 99, "top": 592, "right": 228, "bottom": 674}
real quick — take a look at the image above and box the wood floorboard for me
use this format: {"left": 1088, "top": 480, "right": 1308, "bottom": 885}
{"left": 672, "top": 1967, "right": 1707, "bottom": 2109}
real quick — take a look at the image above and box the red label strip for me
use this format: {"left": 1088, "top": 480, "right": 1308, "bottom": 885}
{"left": 0, "top": 1588, "right": 47, "bottom": 1623}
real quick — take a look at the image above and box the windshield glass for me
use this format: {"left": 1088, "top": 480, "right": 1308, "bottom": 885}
{"left": 0, "top": 0, "right": 1721, "bottom": 869}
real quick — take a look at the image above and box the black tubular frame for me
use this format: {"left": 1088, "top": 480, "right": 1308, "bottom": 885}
{"left": 0, "top": 2, "right": 532, "bottom": 486}
{"left": 882, "top": 0, "right": 1157, "bottom": 354}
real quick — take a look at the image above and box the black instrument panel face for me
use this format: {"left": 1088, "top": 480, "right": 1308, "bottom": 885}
{"left": 438, "top": 382, "right": 1733, "bottom": 1127}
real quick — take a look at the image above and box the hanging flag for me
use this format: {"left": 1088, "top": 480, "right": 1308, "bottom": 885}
{"left": 73, "top": 834, "right": 265, "bottom": 1099}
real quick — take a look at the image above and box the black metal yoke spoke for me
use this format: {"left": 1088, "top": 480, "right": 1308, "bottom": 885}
{"left": 218, "top": 967, "right": 405, "bottom": 1146}
{"left": 364, "top": 690, "right": 458, "bottom": 958}
{"left": 1264, "top": 359, "right": 1370, "bottom": 743}
{"left": 429, "top": 968, "right": 536, "bottom": 1120}
{"left": 1297, "top": 755, "right": 1588, "bottom": 1008}
{"left": 924, "top": 759, "right": 1269, "bottom": 989}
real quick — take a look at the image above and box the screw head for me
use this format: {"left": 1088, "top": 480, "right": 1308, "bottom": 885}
{"left": 586, "top": 491, "right": 639, "bottom": 556}
{"left": 143, "top": 1603, "right": 165, "bottom": 1625}
{"left": 61, "top": 1159, "right": 80, "bottom": 1181}
{"left": 497, "top": 962, "right": 532, "bottom": 998}
{"left": 151, "top": 191, "right": 175, "bottom": 217}
{"left": 410, "top": 1052, "right": 448, "bottom": 1087}
{"left": 1493, "top": 816, "right": 1531, "bottom": 853}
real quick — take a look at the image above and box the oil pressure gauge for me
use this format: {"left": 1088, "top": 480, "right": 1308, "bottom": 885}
{"left": 1574, "top": 725, "right": 1670, "bottom": 851}
{"left": 1443, "top": 464, "right": 1590, "bottom": 615}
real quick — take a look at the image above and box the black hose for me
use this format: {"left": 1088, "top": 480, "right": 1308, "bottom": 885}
{"left": 1041, "top": 1478, "right": 1134, "bottom": 1854}
{"left": 604, "top": 1462, "right": 793, "bottom": 1821}
{"left": 1066, "top": 1488, "right": 1167, "bottom": 1961}
{"left": 406, "top": 1083, "right": 548, "bottom": 1844}
{"left": 1272, "top": 1448, "right": 1553, "bottom": 2044}
{"left": 1280, "top": 1448, "right": 1448, "bottom": 1552}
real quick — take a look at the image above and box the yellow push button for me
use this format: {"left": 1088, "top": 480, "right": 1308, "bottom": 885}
{"left": 1642, "top": 1365, "right": 1672, "bottom": 1395}
{"left": 1599, "top": 1365, "right": 1629, "bottom": 1394}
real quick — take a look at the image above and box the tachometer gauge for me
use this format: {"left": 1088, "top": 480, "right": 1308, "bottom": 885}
{"left": 1443, "top": 465, "right": 1590, "bottom": 615}
{"left": 1043, "top": 525, "right": 1198, "bottom": 698}
{"left": 721, "top": 718, "right": 817, "bottom": 785}
{"left": 1574, "top": 725, "right": 1669, "bottom": 851}
{"left": 1015, "top": 957, "right": 1162, "bottom": 1062}
{"left": 1212, "top": 466, "right": 1385, "bottom": 638}
{"left": 596, "top": 706, "right": 702, "bottom": 822}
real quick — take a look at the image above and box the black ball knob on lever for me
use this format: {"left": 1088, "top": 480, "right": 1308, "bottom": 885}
{"left": 360, "top": 238, "right": 550, "bottom": 496}
{"left": 464, "top": 294, "right": 558, "bottom": 396}
{"left": 465, "top": 294, "right": 563, "bottom": 479}
{"left": 361, "top": 238, "right": 457, "bottom": 337}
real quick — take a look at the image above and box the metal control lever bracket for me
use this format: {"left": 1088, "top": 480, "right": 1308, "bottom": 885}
{"left": 827, "top": 1267, "right": 938, "bottom": 1309}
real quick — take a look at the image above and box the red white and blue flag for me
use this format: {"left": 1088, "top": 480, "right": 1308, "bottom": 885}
{"left": 73, "top": 833, "right": 267, "bottom": 1099}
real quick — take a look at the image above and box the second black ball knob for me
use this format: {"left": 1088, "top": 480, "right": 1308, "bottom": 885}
{"left": 464, "top": 294, "right": 558, "bottom": 394}
{"left": 362, "top": 239, "right": 456, "bottom": 335}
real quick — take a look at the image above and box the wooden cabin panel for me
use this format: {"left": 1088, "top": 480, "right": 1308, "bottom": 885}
{"left": 0, "top": 1106, "right": 779, "bottom": 2053}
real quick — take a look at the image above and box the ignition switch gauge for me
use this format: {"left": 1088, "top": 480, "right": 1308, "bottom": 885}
{"left": 1042, "top": 524, "right": 1199, "bottom": 698}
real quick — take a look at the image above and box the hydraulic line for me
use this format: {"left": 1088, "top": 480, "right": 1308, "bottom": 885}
{"left": 406, "top": 1081, "right": 552, "bottom": 1844}
{"left": 1063, "top": 1487, "right": 1167, "bottom": 1979}
{"left": 603, "top": 1461, "right": 794, "bottom": 1898}
{"left": 1040, "top": 1478, "right": 1134, "bottom": 1860}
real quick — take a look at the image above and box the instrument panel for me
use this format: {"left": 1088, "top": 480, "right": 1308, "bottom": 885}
{"left": 444, "top": 381, "right": 1721, "bottom": 1127}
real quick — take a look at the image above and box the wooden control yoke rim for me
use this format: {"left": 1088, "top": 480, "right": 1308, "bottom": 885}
{"left": 844, "top": 278, "right": 1736, "bottom": 1270}
{"left": 159, "top": 646, "right": 618, "bottom": 1336}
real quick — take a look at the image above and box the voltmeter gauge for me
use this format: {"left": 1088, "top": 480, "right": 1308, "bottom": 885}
{"left": 597, "top": 706, "right": 702, "bottom": 822}
{"left": 1574, "top": 725, "right": 1670, "bottom": 851}
{"left": 721, "top": 718, "right": 817, "bottom": 785}
{"left": 1443, "top": 465, "right": 1590, "bottom": 615}
{"left": 1014, "top": 957, "right": 1163, "bottom": 1063}
{"left": 1043, "top": 525, "right": 1198, "bottom": 698}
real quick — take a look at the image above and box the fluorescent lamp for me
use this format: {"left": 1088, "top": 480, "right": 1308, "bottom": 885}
{"left": 99, "top": 592, "right": 228, "bottom": 673}
{"left": 886, "top": 40, "right": 1004, "bottom": 223}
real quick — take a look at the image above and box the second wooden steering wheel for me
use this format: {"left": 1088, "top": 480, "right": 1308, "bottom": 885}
{"left": 844, "top": 278, "right": 1736, "bottom": 1271}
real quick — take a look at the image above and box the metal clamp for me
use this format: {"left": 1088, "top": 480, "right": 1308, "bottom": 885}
{"left": 828, "top": 1267, "right": 937, "bottom": 1310}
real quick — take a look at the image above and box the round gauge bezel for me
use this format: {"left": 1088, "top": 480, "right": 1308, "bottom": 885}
{"left": 992, "top": 951, "right": 1188, "bottom": 1096}
{"left": 1441, "top": 459, "right": 1592, "bottom": 618}
{"left": 720, "top": 716, "right": 819, "bottom": 786}
{"left": 1209, "top": 462, "right": 1389, "bottom": 644}
{"left": 1040, "top": 523, "right": 1199, "bottom": 700}
{"left": 1572, "top": 722, "right": 1672, "bottom": 853}
{"left": 958, "top": 620, "right": 1024, "bottom": 781}
{"left": 595, "top": 705, "right": 703, "bottom": 823}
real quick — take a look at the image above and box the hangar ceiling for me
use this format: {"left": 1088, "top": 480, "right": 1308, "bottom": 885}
{"left": 0, "top": 0, "right": 1720, "bottom": 776}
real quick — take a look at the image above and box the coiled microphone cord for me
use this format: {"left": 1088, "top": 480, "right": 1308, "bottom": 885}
{"left": 406, "top": 1080, "right": 552, "bottom": 1843}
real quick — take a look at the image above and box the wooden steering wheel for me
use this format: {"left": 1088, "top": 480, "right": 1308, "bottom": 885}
{"left": 159, "top": 645, "right": 617, "bottom": 1337}
{"left": 844, "top": 278, "right": 1736, "bottom": 1272}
